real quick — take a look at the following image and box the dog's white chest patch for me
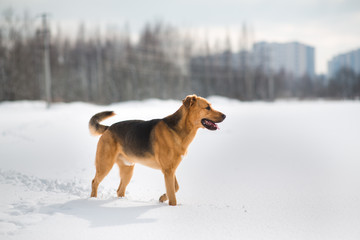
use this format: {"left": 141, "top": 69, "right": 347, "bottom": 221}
{"left": 119, "top": 156, "right": 135, "bottom": 166}
{"left": 123, "top": 159, "right": 135, "bottom": 166}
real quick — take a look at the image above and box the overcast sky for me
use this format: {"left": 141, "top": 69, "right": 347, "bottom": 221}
{"left": 1, "top": 0, "right": 360, "bottom": 74}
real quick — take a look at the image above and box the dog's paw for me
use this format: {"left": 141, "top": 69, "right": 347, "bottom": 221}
{"left": 159, "top": 194, "right": 168, "bottom": 202}
{"left": 168, "top": 199, "right": 177, "bottom": 206}
{"left": 117, "top": 192, "right": 125, "bottom": 198}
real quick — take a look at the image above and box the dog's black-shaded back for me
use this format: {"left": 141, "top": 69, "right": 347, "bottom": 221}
{"left": 109, "top": 119, "right": 161, "bottom": 157}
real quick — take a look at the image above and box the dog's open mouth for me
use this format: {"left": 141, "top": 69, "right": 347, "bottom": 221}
{"left": 201, "top": 119, "right": 219, "bottom": 131}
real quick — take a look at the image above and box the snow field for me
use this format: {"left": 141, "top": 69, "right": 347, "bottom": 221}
{"left": 0, "top": 98, "right": 360, "bottom": 239}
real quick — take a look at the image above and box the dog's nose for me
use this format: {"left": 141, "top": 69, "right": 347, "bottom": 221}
{"left": 222, "top": 114, "right": 226, "bottom": 120}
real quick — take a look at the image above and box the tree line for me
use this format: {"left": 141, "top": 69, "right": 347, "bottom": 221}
{"left": 1, "top": 10, "right": 359, "bottom": 104}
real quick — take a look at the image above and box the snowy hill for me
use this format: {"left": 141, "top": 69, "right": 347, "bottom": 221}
{"left": 1, "top": 98, "right": 360, "bottom": 240}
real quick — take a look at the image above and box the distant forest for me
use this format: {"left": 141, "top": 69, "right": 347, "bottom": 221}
{"left": 1, "top": 9, "right": 360, "bottom": 104}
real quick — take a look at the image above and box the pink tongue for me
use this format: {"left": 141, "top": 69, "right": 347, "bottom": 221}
{"left": 207, "top": 120, "right": 219, "bottom": 129}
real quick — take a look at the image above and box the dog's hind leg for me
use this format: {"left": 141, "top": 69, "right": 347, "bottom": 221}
{"left": 91, "top": 161, "right": 115, "bottom": 197}
{"left": 159, "top": 175, "right": 179, "bottom": 204}
{"left": 91, "top": 156, "right": 115, "bottom": 197}
{"left": 116, "top": 160, "right": 135, "bottom": 197}
{"left": 91, "top": 135, "right": 117, "bottom": 197}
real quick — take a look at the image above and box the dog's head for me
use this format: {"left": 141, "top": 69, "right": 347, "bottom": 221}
{"left": 183, "top": 94, "right": 226, "bottom": 131}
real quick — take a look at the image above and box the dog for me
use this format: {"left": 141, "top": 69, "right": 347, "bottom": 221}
{"left": 89, "top": 94, "right": 226, "bottom": 205}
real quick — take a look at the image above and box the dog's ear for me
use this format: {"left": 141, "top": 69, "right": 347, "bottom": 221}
{"left": 183, "top": 95, "right": 197, "bottom": 108}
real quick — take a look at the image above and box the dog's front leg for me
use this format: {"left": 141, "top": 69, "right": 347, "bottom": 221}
{"left": 159, "top": 175, "right": 179, "bottom": 203}
{"left": 163, "top": 170, "right": 177, "bottom": 206}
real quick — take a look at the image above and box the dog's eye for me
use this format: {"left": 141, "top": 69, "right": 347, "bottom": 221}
{"left": 205, "top": 106, "right": 211, "bottom": 110}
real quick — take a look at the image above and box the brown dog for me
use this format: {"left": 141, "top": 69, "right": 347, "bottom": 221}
{"left": 89, "top": 94, "right": 226, "bottom": 205}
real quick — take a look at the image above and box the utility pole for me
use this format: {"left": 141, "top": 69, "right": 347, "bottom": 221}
{"left": 41, "top": 13, "right": 52, "bottom": 108}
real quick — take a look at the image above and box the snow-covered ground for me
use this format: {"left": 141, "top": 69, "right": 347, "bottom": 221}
{"left": 0, "top": 98, "right": 359, "bottom": 240}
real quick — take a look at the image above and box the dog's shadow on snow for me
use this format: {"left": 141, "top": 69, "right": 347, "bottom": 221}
{"left": 42, "top": 198, "right": 164, "bottom": 227}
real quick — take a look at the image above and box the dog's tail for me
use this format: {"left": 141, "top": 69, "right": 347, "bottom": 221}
{"left": 89, "top": 111, "right": 116, "bottom": 136}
